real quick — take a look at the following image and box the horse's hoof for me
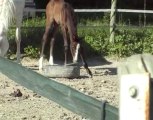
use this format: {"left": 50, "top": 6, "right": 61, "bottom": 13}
{"left": 87, "top": 69, "right": 93, "bottom": 78}
{"left": 89, "top": 74, "right": 93, "bottom": 78}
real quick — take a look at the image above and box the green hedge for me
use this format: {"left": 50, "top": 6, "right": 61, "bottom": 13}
{"left": 7, "top": 17, "right": 153, "bottom": 58}
{"left": 79, "top": 27, "right": 153, "bottom": 58}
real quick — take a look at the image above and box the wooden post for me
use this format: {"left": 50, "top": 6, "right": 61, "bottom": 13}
{"left": 120, "top": 73, "right": 150, "bottom": 120}
{"left": 118, "top": 54, "right": 153, "bottom": 120}
{"left": 110, "top": 0, "right": 117, "bottom": 43}
{"left": 144, "top": 0, "right": 146, "bottom": 26}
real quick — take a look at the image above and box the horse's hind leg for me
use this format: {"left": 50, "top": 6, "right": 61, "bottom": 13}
{"left": 0, "top": 36, "right": 9, "bottom": 57}
{"left": 39, "top": 21, "right": 57, "bottom": 70}
{"left": 49, "top": 25, "right": 57, "bottom": 65}
{"left": 39, "top": 26, "right": 50, "bottom": 70}
{"left": 15, "top": 14, "right": 22, "bottom": 63}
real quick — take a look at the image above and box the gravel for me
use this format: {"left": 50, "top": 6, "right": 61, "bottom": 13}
{"left": 0, "top": 57, "right": 120, "bottom": 120}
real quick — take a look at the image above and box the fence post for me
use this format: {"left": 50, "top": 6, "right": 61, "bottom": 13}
{"left": 144, "top": 0, "right": 146, "bottom": 26}
{"left": 110, "top": 0, "right": 117, "bottom": 43}
{"left": 120, "top": 73, "right": 150, "bottom": 120}
{"left": 118, "top": 54, "right": 153, "bottom": 120}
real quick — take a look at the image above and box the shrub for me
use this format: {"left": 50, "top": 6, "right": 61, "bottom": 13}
{"left": 7, "top": 16, "right": 153, "bottom": 59}
{"left": 24, "top": 45, "right": 39, "bottom": 58}
{"left": 78, "top": 27, "right": 109, "bottom": 56}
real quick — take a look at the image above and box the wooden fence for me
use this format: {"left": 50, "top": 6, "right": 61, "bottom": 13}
{"left": 24, "top": 8, "right": 153, "bottom": 13}
{"left": 0, "top": 57, "right": 118, "bottom": 120}
{"left": 24, "top": 7, "right": 153, "bottom": 43}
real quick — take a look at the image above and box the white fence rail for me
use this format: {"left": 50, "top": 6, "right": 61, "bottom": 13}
{"left": 24, "top": 8, "right": 153, "bottom": 14}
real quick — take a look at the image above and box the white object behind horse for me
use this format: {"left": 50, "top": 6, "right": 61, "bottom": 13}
{"left": 0, "top": 0, "right": 25, "bottom": 63}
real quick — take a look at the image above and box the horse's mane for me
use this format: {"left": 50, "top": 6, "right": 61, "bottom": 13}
{"left": 0, "top": 0, "right": 15, "bottom": 31}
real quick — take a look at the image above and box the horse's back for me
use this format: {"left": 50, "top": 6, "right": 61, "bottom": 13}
{"left": 46, "top": 0, "right": 65, "bottom": 22}
{"left": 46, "top": 0, "right": 76, "bottom": 26}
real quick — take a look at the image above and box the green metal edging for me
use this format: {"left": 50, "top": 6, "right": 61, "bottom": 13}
{"left": 0, "top": 57, "right": 118, "bottom": 120}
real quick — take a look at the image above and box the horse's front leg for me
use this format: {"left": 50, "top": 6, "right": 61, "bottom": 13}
{"left": 61, "top": 27, "right": 68, "bottom": 65}
{"left": 70, "top": 41, "right": 80, "bottom": 63}
{"left": 14, "top": 0, "right": 25, "bottom": 63}
{"left": 69, "top": 31, "right": 80, "bottom": 63}
{"left": 49, "top": 37, "right": 55, "bottom": 65}
{"left": 71, "top": 37, "right": 93, "bottom": 77}
{"left": 15, "top": 27, "right": 21, "bottom": 63}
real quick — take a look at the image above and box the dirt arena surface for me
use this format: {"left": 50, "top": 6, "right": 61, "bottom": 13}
{"left": 0, "top": 57, "right": 119, "bottom": 120}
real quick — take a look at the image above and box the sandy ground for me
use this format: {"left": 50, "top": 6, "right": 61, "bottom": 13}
{"left": 0, "top": 57, "right": 119, "bottom": 120}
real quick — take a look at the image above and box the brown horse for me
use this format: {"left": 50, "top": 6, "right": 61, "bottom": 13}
{"left": 39, "top": 0, "right": 92, "bottom": 77}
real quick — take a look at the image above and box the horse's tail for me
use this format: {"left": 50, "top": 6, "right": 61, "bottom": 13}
{"left": 0, "top": 0, "right": 15, "bottom": 31}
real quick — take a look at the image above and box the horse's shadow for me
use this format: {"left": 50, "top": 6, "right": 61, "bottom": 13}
{"left": 86, "top": 57, "right": 112, "bottom": 67}
{"left": 94, "top": 67, "right": 117, "bottom": 76}
{"left": 76, "top": 57, "right": 117, "bottom": 78}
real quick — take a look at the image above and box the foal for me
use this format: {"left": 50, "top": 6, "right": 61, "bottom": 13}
{"left": 39, "top": 0, "right": 92, "bottom": 77}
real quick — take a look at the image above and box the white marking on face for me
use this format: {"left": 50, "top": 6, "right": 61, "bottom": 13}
{"left": 73, "top": 43, "right": 80, "bottom": 62}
